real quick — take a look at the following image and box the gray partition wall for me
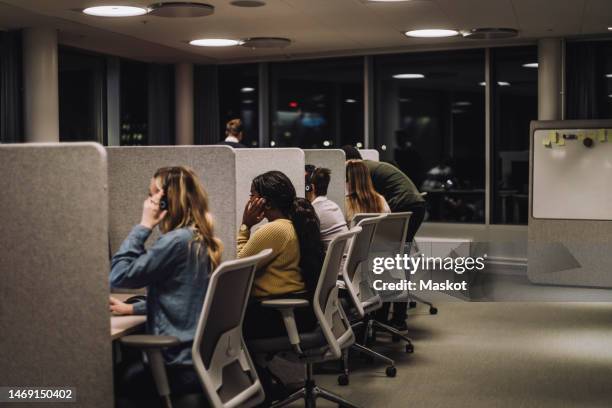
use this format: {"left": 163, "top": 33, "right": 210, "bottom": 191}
{"left": 107, "top": 146, "right": 237, "bottom": 259}
{"left": 234, "top": 148, "right": 305, "bottom": 248}
{"left": 0, "top": 143, "right": 113, "bottom": 407}
{"left": 528, "top": 120, "right": 612, "bottom": 288}
{"left": 304, "top": 149, "right": 346, "bottom": 215}
{"left": 359, "top": 149, "right": 379, "bottom": 161}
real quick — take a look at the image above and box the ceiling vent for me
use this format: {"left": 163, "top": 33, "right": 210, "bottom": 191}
{"left": 241, "top": 37, "right": 292, "bottom": 49}
{"left": 463, "top": 28, "right": 519, "bottom": 40}
{"left": 148, "top": 2, "right": 214, "bottom": 17}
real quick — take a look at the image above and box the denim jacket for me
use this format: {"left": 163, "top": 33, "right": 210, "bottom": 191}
{"left": 110, "top": 225, "right": 211, "bottom": 365}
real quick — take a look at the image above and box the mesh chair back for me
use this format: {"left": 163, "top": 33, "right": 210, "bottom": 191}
{"left": 192, "top": 249, "right": 272, "bottom": 408}
{"left": 313, "top": 228, "right": 361, "bottom": 359}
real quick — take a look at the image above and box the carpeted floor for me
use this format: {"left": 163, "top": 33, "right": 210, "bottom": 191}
{"left": 291, "top": 302, "right": 612, "bottom": 408}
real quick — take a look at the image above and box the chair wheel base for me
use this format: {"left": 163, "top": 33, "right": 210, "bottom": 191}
{"left": 430, "top": 307, "right": 438, "bottom": 315}
{"left": 409, "top": 301, "right": 417, "bottom": 308}
{"left": 385, "top": 366, "right": 397, "bottom": 377}
{"left": 337, "top": 374, "right": 349, "bottom": 386}
{"left": 406, "top": 343, "right": 414, "bottom": 353}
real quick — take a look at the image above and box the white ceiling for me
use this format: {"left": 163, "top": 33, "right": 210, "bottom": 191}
{"left": 1, "top": 0, "right": 612, "bottom": 64}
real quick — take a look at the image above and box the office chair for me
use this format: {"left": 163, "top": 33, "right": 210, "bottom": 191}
{"left": 247, "top": 228, "right": 362, "bottom": 408}
{"left": 120, "top": 249, "right": 273, "bottom": 408}
{"left": 339, "top": 214, "right": 399, "bottom": 386}
{"left": 365, "top": 212, "right": 415, "bottom": 348}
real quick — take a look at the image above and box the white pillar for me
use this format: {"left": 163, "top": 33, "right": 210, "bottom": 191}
{"left": 175, "top": 63, "right": 194, "bottom": 145}
{"left": 538, "top": 38, "right": 564, "bottom": 120}
{"left": 23, "top": 27, "right": 59, "bottom": 142}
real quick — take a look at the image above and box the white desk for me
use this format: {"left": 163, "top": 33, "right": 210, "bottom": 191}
{"left": 110, "top": 293, "right": 146, "bottom": 340}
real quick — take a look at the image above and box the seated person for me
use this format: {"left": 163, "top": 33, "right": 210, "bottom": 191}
{"left": 345, "top": 159, "right": 391, "bottom": 222}
{"left": 109, "top": 166, "right": 222, "bottom": 405}
{"left": 305, "top": 165, "right": 348, "bottom": 250}
{"left": 217, "top": 118, "right": 247, "bottom": 148}
{"left": 237, "top": 171, "right": 324, "bottom": 404}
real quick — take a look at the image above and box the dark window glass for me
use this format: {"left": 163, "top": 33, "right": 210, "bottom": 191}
{"left": 218, "top": 63, "right": 259, "bottom": 147}
{"left": 491, "top": 46, "right": 537, "bottom": 225}
{"left": 270, "top": 57, "right": 364, "bottom": 149}
{"left": 374, "top": 49, "right": 485, "bottom": 223}
{"left": 120, "top": 59, "right": 148, "bottom": 146}
{"left": 566, "top": 40, "right": 612, "bottom": 120}
{"left": 58, "top": 47, "right": 106, "bottom": 142}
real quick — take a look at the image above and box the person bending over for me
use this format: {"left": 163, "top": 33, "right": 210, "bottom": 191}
{"left": 342, "top": 145, "right": 426, "bottom": 332}
{"left": 109, "top": 166, "right": 222, "bottom": 405}
{"left": 305, "top": 165, "right": 348, "bottom": 250}
{"left": 217, "top": 118, "right": 247, "bottom": 148}
{"left": 345, "top": 159, "right": 391, "bottom": 222}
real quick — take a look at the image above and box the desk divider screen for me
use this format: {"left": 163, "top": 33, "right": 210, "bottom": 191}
{"left": 107, "top": 146, "right": 237, "bottom": 260}
{"left": 0, "top": 143, "right": 113, "bottom": 407}
{"left": 304, "top": 149, "right": 346, "bottom": 216}
{"left": 234, "top": 149, "right": 305, "bottom": 246}
{"left": 359, "top": 149, "right": 379, "bottom": 161}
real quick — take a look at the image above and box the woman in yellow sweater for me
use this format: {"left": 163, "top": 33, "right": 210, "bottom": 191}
{"left": 237, "top": 170, "right": 324, "bottom": 340}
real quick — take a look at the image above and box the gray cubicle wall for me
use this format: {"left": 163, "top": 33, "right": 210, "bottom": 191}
{"left": 304, "top": 149, "right": 346, "bottom": 215}
{"left": 0, "top": 143, "right": 113, "bottom": 407}
{"left": 359, "top": 149, "right": 379, "bottom": 161}
{"left": 528, "top": 120, "right": 612, "bottom": 288}
{"left": 107, "top": 146, "right": 237, "bottom": 259}
{"left": 234, "top": 149, "right": 305, "bottom": 245}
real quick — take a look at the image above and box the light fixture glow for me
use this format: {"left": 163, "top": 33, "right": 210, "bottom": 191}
{"left": 522, "top": 62, "right": 539, "bottom": 68}
{"left": 453, "top": 101, "right": 472, "bottom": 107}
{"left": 241, "top": 87, "right": 255, "bottom": 93}
{"left": 270, "top": 141, "right": 276, "bottom": 147}
{"left": 498, "top": 81, "right": 511, "bottom": 86}
{"left": 323, "top": 140, "right": 331, "bottom": 147}
{"left": 405, "top": 29, "right": 459, "bottom": 38}
{"left": 606, "top": 74, "right": 612, "bottom": 78}
{"left": 345, "top": 98, "right": 357, "bottom": 103}
{"left": 82, "top": 6, "right": 148, "bottom": 17}
{"left": 189, "top": 38, "right": 241, "bottom": 47}
{"left": 479, "top": 81, "right": 486, "bottom": 86}
{"left": 608, "top": 27, "right": 612, "bottom": 31}
{"left": 242, "top": 100, "right": 253, "bottom": 104}
{"left": 381, "top": 144, "right": 387, "bottom": 151}
{"left": 356, "top": 142, "right": 363, "bottom": 148}
{"left": 393, "top": 73, "right": 425, "bottom": 79}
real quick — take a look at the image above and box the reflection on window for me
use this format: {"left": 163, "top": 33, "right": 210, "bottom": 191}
{"left": 375, "top": 50, "right": 485, "bottom": 223}
{"left": 566, "top": 40, "right": 612, "bottom": 120}
{"left": 491, "top": 46, "right": 537, "bottom": 225}
{"left": 270, "top": 57, "right": 364, "bottom": 148}
{"left": 218, "top": 63, "right": 259, "bottom": 147}
{"left": 59, "top": 47, "right": 105, "bottom": 142}
{"left": 120, "top": 59, "right": 148, "bottom": 146}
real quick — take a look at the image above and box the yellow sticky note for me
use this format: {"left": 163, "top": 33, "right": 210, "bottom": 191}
{"left": 549, "top": 131, "right": 558, "bottom": 144}
{"left": 578, "top": 132, "right": 585, "bottom": 141}
{"left": 557, "top": 137, "right": 565, "bottom": 146}
{"left": 599, "top": 129, "right": 607, "bottom": 142}
{"left": 543, "top": 135, "right": 552, "bottom": 147}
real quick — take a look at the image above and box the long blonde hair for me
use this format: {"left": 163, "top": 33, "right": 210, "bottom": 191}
{"left": 345, "top": 160, "right": 386, "bottom": 220}
{"left": 154, "top": 166, "right": 223, "bottom": 270}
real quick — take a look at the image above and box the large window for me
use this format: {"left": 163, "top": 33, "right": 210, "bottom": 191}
{"left": 58, "top": 47, "right": 106, "bottom": 142}
{"left": 218, "top": 63, "right": 259, "bottom": 147}
{"left": 491, "top": 46, "right": 537, "bottom": 225}
{"left": 270, "top": 57, "right": 364, "bottom": 149}
{"left": 374, "top": 50, "right": 486, "bottom": 223}
{"left": 566, "top": 40, "right": 612, "bottom": 120}
{"left": 120, "top": 59, "right": 148, "bottom": 146}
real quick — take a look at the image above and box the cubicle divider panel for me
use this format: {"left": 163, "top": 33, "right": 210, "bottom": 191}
{"left": 234, "top": 149, "right": 305, "bottom": 252}
{"left": 528, "top": 120, "right": 612, "bottom": 288}
{"left": 107, "top": 146, "right": 237, "bottom": 260}
{"left": 304, "top": 149, "right": 346, "bottom": 215}
{"left": 0, "top": 143, "right": 113, "bottom": 407}
{"left": 359, "top": 149, "right": 379, "bottom": 161}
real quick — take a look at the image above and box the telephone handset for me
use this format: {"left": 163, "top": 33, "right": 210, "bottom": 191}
{"left": 159, "top": 181, "right": 169, "bottom": 211}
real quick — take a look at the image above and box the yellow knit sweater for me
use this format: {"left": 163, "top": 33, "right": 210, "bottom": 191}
{"left": 237, "top": 218, "right": 305, "bottom": 298}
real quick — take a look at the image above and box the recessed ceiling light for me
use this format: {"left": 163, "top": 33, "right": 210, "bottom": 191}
{"left": 241, "top": 87, "right": 255, "bottom": 93}
{"left": 345, "top": 99, "right": 357, "bottom": 103}
{"left": 82, "top": 5, "right": 148, "bottom": 17}
{"left": 608, "top": 27, "right": 612, "bottom": 31}
{"left": 606, "top": 74, "right": 612, "bottom": 78}
{"left": 242, "top": 99, "right": 254, "bottom": 104}
{"left": 498, "top": 81, "right": 511, "bottom": 86}
{"left": 479, "top": 81, "right": 486, "bottom": 86}
{"left": 393, "top": 73, "right": 425, "bottom": 79}
{"left": 405, "top": 29, "right": 459, "bottom": 38}
{"left": 189, "top": 38, "right": 241, "bottom": 47}
{"left": 453, "top": 101, "right": 472, "bottom": 107}
{"left": 522, "top": 62, "right": 539, "bottom": 68}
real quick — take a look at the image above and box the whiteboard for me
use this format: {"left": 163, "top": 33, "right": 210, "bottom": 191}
{"left": 532, "top": 128, "right": 612, "bottom": 220}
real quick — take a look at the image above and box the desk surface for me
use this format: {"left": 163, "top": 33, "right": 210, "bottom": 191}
{"left": 110, "top": 293, "right": 146, "bottom": 340}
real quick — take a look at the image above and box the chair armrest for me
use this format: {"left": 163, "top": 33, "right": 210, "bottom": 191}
{"left": 120, "top": 335, "right": 181, "bottom": 349}
{"left": 261, "top": 299, "right": 310, "bottom": 355}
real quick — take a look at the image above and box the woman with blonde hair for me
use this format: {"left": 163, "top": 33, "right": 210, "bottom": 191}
{"left": 110, "top": 166, "right": 222, "bottom": 404}
{"left": 345, "top": 159, "right": 391, "bottom": 221}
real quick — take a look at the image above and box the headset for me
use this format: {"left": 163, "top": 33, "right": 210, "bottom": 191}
{"left": 305, "top": 165, "right": 317, "bottom": 193}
